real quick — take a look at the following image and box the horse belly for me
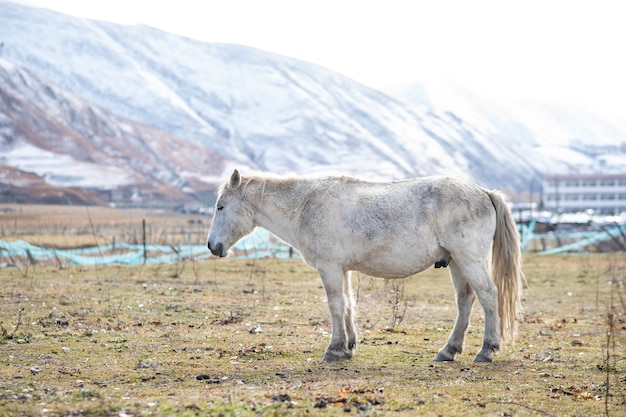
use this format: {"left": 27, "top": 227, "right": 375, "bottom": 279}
{"left": 347, "top": 242, "right": 443, "bottom": 279}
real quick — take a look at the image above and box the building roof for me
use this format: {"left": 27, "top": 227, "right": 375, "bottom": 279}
{"left": 544, "top": 173, "right": 626, "bottom": 181}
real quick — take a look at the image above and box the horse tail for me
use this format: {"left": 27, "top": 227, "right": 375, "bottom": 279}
{"left": 487, "top": 190, "right": 524, "bottom": 345}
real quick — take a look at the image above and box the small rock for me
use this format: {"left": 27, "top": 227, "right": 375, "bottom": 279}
{"left": 313, "top": 399, "right": 328, "bottom": 409}
{"left": 196, "top": 374, "right": 220, "bottom": 383}
{"left": 61, "top": 347, "right": 70, "bottom": 354}
{"left": 272, "top": 393, "right": 291, "bottom": 402}
{"left": 30, "top": 366, "right": 40, "bottom": 375}
{"left": 249, "top": 325, "right": 263, "bottom": 334}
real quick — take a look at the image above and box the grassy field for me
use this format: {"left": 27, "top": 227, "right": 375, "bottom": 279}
{"left": 1, "top": 250, "right": 625, "bottom": 416}
{"left": 0, "top": 204, "right": 209, "bottom": 248}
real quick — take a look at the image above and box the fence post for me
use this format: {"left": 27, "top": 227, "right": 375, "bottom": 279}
{"left": 142, "top": 218, "right": 147, "bottom": 264}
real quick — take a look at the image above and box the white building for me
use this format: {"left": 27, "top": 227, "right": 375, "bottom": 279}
{"left": 542, "top": 174, "right": 626, "bottom": 214}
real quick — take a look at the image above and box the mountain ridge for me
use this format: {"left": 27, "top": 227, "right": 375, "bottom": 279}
{"left": 386, "top": 79, "right": 626, "bottom": 148}
{"left": 3, "top": 1, "right": 621, "bottom": 206}
{"left": 0, "top": 56, "right": 229, "bottom": 204}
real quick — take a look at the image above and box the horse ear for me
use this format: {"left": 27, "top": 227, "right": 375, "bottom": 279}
{"left": 229, "top": 169, "right": 241, "bottom": 188}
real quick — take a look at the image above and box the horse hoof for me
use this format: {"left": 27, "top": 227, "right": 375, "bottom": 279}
{"left": 323, "top": 349, "right": 352, "bottom": 362}
{"left": 434, "top": 344, "right": 461, "bottom": 361}
{"left": 322, "top": 352, "right": 341, "bottom": 361}
{"left": 473, "top": 352, "right": 493, "bottom": 362}
{"left": 434, "top": 350, "right": 455, "bottom": 362}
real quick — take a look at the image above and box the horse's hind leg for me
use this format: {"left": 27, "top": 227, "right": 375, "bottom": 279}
{"left": 449, "top": 259, "right": 500, "bottom": 362}
{"left": 435, "top": 260, "right": 476, "bottom": 361}
{"left": 344, "top": 272, "right": 357, "bottom": 353}
{"left": 318, "top": 263, "right": 355, "bottom": 361}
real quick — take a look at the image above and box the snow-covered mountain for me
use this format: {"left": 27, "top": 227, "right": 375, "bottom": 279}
{"left": 2, "top": 1, "right": 605, "bottom": 204}
{"left": 0, "top": 56, "right": 229, "bottom": 204}
{"left": 386, "top": 80, "right": 626, "bottom": 170}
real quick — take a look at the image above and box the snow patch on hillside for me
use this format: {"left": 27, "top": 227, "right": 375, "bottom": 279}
{"left": 1, "top": 143, "right": 132, "bottom": 188}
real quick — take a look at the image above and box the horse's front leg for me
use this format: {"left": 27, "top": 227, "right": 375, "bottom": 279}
{"left": 318, "top": 264, "right": 355, "bottom": 361}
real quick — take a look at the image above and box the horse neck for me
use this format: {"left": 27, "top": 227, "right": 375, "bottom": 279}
{"left": 245, "top": 177, "right": 309, "bottom": 244}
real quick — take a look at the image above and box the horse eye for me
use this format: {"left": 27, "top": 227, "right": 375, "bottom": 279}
{"left": 217, "top": 205, "right": 224, "bottom": 211}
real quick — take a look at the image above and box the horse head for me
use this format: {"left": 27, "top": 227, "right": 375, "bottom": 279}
{"left": 207, "top": 169, "right": 255, "bottom": 257}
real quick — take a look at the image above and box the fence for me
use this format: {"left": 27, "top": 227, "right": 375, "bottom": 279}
{"left": 0, "top": 228, "right": 295, "bottom": 267}
{"left": 520, "top": 221, "right": 626, "bottom": 254}
{"left": 3, "top": 222, "right": 626, "bottom": 268}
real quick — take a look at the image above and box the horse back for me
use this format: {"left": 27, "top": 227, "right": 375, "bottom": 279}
{"left": 294, "top": 176, "right": 495, "bottom": 271}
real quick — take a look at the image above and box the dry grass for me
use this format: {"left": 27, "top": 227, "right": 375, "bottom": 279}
{"left": 1, "top": 252, "right": 625, "bottom": 416}
{"left": 0, "top": 204, "right": 208, "bottom": 248}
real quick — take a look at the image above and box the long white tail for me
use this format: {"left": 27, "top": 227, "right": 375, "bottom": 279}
{"left": 487, "top": 190, "right": 524, "bottom": 345}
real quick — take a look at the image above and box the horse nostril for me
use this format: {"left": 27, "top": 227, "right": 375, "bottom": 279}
{"left": 208, "top": 241, "right": 225, "bottom": 256}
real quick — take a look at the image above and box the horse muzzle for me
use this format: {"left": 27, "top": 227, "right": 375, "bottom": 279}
{"left": 207, "top": 241, "right": 226, "bottom": 257}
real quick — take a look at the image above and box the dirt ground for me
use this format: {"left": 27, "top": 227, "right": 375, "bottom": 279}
{"left": 1, "top": 253, "right": 625, "bottom": 416}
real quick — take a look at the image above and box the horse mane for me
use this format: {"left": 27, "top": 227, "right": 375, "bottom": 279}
{"left": 220, "top": 171, "right": 365, "bottom": 209}
{"left": 240, "top": 176, "right": 267, "bottom": 202}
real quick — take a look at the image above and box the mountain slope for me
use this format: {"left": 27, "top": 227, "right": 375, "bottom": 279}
{"left": 0, "top": 57, "right": 228, "bottom": 203}
{"left": 387, "top": 80, "right": 626, "bottom": 152}
{"left": 2, "top": 1, "right": 542, "bottom": 196}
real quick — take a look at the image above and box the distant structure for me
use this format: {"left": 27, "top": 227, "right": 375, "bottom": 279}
{"left": 542, "top": 173, "right": 626, "bottom": 214}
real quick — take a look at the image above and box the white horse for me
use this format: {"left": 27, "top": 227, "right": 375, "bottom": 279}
{"left": 207, "top": 170, "right": 523, "bottom": 362}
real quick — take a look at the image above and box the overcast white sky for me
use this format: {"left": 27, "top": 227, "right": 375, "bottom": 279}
{"left": 16, "top": 0, "right": 626, "bottom": 121}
